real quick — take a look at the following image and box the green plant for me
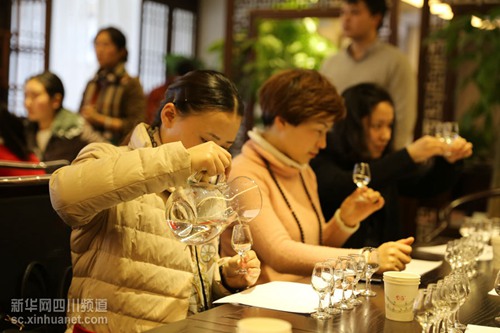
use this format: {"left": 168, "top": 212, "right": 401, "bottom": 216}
{"left": 208, "top": 17, "right": 335, "bottom": 106}
{"left": 430, "top": 8, "right": 500, "bottom": 162}
{"left": 164, "top": 54, "right": 204, "bottom": 75}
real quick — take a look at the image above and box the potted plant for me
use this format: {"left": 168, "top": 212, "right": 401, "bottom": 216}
{"left": 430, "top": 7, "right": 500, "bottom": 164}
{"left": 430, "top": 7, "right": 500, "bottom": 212}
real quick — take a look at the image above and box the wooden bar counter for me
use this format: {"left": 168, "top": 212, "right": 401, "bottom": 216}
{"left": 147, "top": 251, "right": 500, "bottom": 333}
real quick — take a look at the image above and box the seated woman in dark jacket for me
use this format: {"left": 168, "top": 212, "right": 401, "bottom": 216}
{"left": 24, "top": 71, "right": 103, "bottom": 163}
{"left": 311, "top": 83, "right": 473, "bottom": 248}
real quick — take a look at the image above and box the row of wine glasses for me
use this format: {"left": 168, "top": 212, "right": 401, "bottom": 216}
{"left": 310, "top": 247, "right": 380, "bottom": 319}
{"left": 444, "top": 235, "right": 485, "bottom": 278}
{"left": 423, "top": 120, "right": 460, "bottom": 145}
{"left": 435, "top": 121, "right": 459, "bottom": 145}
{"left": 413, "top": 271, "right": 471, "bottom": 333}
{"left": 459, "top": 215, "right": 498, "bottom": 242}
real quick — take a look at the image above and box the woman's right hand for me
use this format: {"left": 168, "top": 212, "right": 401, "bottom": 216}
{"left": 339, "top": 187, "right": 385, "bottom": 227}
{"left": 187, "top": 141, "right": 232, "bottom": 177}
{"left": 406, "top": 135, "right": 447, "bottom": 163}
{"left": 377, "top": 236, "right": 414, "bottom": 272}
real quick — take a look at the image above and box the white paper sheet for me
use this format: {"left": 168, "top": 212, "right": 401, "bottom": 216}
{"left": 214, "top": 281, "right": 350, "bottom": 314}
{"left": 488, "top": 288, "right": 499, "bottom": 296}
{"left": 465, "top": 324, "right": 500, "bottom": 332}
{"left": 401, "top": 259, "right": 443, "bottom": 276}
{"left": 417, "top": 244, "right": 493, "bottom": 261}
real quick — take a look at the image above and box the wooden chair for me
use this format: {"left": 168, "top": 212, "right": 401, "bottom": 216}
{"left": 423, "top": 187, "right": 500, "bottom": 242}
{"left": 0, "top": 176, "right": 71, "bottom": 332}
{"left": 0, "top": 159, "right": 69, "bottom": 174}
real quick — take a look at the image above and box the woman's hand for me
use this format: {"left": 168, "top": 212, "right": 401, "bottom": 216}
{"left": 339, "top": 187, "right": 385, "bottom": 227}
{"left": 443, "top": 137, "right": 473, "bottom": 163}
{"left": 221, "top": 250, "right": 261, "bottom": 291}
{"left": 187, "top": 142, "right": 232, "bottom": 178}
{"left": 377, "top": 237, "right": 414, "bottom": 272}
{"left": 406, "top": 135, "right": 447, "bottom": 163}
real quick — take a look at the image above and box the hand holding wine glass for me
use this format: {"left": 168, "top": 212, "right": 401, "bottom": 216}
{"left": 231, "top": 223, "right": 253, "bottom": 274}
{"left": 360, "top": 247, "right": 379, "bottom": 297}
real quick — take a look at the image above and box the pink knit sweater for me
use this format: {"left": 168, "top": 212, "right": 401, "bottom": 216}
{"left": 220, "top": 132, "right": 357, "bottom": 284}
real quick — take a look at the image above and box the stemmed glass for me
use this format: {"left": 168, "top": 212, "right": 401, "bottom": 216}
{"left": 413, "top": 288, "right": 434, "bottom": 333}
{"left": 348, "top": 253, "right": 366, "bottom": 306}
{"left": 326, "top": 258, "right": 342, "bottom": 315}
{"left": 353, "top": 162, "right": 371, "bottom": 188}
{"left": 334, "top": 256, "right": 355, "bottom": 310}
{"left": 445, "top": 273, "right": 470, "bottom": 331}
{"left": 431, "top": 280, "right": 452, "bottom": 333}
{"left": 311, "top": 262, "right": 334, "bottom": 320}
{"left": 495, "top": 270, "right": 500, "bottom": 323}
{"left": 231, "top": 223, "right": 253, "bottom": 274}
{"left": 360, "top": 247, "right": 379, "bottom": 297}
{"left": 442, "top": 121, "right": 459, "bottom": 145}
{"left": 435, "top": 121, "right": 459, "bottom": 156}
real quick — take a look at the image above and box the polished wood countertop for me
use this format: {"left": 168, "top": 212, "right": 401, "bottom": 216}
{"left": 147, "top": 250, "right": 500, "bottom": 333}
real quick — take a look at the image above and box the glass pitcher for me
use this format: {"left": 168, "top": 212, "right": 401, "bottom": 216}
{"left": 165, "top": 174, "right": 262, "bottom": 245}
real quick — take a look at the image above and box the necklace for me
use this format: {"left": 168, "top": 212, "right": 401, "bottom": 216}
{"left": 263, "top": 159, "right": 323, "bottom": 245}
{"left": 148, "top": 126, "right": 158, "bottom": 147}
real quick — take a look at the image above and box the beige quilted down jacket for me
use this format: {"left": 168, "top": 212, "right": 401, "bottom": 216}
{"left": 49, "top": 123, "right": 231, "bottom": 333}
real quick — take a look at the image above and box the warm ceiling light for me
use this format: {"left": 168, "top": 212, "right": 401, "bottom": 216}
{"left": 402, "top": 0, "right": 454, "bottom": 20}
{"left": 470, "top": 15, "right": 498, "bottom": 30}
{"left": 401, "top": 0, "right": 423, "bottom": 8}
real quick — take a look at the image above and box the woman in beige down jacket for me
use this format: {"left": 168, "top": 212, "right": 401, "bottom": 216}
{"left": 49, "top": 70, "right": 261, "bottom": 333}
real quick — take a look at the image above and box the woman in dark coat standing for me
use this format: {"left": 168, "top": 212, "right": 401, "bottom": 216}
{"left": 80, "top": 27, "right": 145, "bottom": 145}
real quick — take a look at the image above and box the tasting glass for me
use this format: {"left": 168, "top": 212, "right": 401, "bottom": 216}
{"left": 231, "top": 223, "right": 253, "bottom": 274}
{"left": 311, "top": 262, "right": 334, "bottom": 320}
{"left": 359, "top": 247, "right": 379, "bottom": 297}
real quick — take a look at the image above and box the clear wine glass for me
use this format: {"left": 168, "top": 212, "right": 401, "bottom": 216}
{"left": 347, "top": 253, "right": 365, "bottom": 306}
{"left": 353, "top": 162, "right": 371, "bottom": 188}
{"left": 495, "top": 270, "right": 500, "bottom": 323}
{"left": 231, "top": 223, "right": 253, "bottom": 274}
{"left": 311, "top": 262, "right": 333, "bottom": 320}
{"left": 413, "top": 289, "right": 433, "bottom": 333}
{"left": 325, "top": 257, "right": 342, "bottom": 315}
{"left": 336, "top": 256, "right": 355, "bottom": 310}
{"left": 360, "top": 247, "right": 379, "bottom": 297}
{"left": 442, "top": 121, "right": 459, "bottom": 145}
{"left": 459, "top": 217, "right": 474, "bottom": 237}
{"left": 446, "top": 272, "right": 469, "bottom": 331}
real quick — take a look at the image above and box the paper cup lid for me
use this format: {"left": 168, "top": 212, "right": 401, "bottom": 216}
{"left": 383, "top": 271, "right": 420, "bottom": 284}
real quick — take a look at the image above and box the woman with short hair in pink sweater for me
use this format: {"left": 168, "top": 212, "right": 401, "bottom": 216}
{"left": 220, "top": 69, "right": 413, "bottom": 284}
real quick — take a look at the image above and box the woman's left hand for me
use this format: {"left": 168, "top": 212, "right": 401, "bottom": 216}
{"left": 443, "top": 137, "right": 473, "bottom": 163}
{"left": 222, "top": 250, "right": 261, "bottom": 291}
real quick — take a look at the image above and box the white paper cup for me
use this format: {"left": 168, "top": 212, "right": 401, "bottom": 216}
{"left": 383, "top": 271, "right": 421, "bottom": 322}
{"left": 492, "top": 235, "right": 500, "bottom": 269}
{"left": 236, "top": 317, "right": 292, "bottom": 333}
